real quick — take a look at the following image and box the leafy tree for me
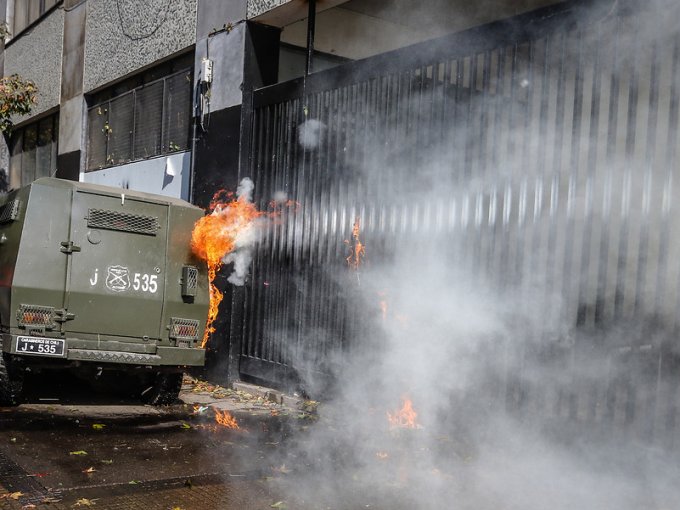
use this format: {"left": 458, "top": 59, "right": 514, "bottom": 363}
{"left": 0, "top": 23, "right": 38, "bottom": 133}
{"left": 0, "top": 74, "right": 38, "bottom": 133}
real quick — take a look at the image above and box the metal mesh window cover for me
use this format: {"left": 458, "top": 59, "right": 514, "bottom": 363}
{"left": 87, "top": 209, "right": 159, "bottom": 235}
{"left": 0, "top": 200, "right": 20, "bottom": 223}
{"left": 17, "top": 304, "right": 55, "bottom": 328}
{"left": 168, "top": 318, "right": 199, "bottom": 340}
{"left": 87, "top": 106, "right": 108, "bottom": 170}
{"left": 107, "top": 92, "right": 134, "bottom": 166}
{"left": 133, "top": 81, "right": 164, "bottom": 160}
{"left": 86, "top": 68, "right": 192, "bottom": 171}
{"left": 163, "top": 72, "right": 192, "bottom": 152}
{"left": 181, "top": 266, "right": 198, "bottom": 297}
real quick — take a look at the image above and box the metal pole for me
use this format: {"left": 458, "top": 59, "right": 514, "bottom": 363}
{"left": 305, "top": 0, "right": 316, "bottom": 76}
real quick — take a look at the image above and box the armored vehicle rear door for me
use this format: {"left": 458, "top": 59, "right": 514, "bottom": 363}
{"left": 63, "top": 190, "right": 168, "bottom": 340}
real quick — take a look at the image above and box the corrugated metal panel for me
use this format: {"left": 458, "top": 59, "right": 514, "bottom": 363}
{"left": 241, "top": 2, "right": 680, "bottom": 443}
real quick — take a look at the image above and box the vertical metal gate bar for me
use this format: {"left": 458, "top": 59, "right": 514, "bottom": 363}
{"left": 634, "top": 38, "right": 661, "bottom": 317}
{"left": 595, "top": 14, "right": 620, "bottom": 328}
{"left": 613, "top": 13, "right": 641, "bottom": 319}
{"left": 579, "top": 21, "right": 603, "bottom": 331}
{"left": 562, "top": 26, "right": 584, "bottom": 329}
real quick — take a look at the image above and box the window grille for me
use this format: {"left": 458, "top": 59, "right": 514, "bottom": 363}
{"left": 87, "top": 68, "right": 192, "bottom": 171}
{"left": 9, "top": 114, "right": 59, "bottom": 189}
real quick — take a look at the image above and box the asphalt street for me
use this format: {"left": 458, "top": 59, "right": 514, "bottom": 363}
{"left": 0, "top": 372, "right": 314, "bottom": 510}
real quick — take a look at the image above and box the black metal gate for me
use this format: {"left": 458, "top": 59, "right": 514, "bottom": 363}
{"left": 236, "top": 0, "right": 680, "bottom": 445}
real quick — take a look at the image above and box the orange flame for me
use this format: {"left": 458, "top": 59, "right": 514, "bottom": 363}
{"left": 345, "top": 217, "right": 365, "bottom": 270}
{"left": 191, "top": 190, "right": 264, "bottom": 347}
{"left": 387, "top": 396, "right": 421, "bottom": 429}
{"left": 214, "top": 409, "right": 240, "bottom": 429}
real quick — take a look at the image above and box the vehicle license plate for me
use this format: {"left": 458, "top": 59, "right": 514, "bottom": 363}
{"left": 16, "top": 336, "right": 65, "bottom": 357}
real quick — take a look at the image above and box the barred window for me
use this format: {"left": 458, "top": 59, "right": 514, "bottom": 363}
{"left": 9, "top": 113, "right": 59, "bottom": 190}
{"left": 86, "top": 68, "right": 192, "bottom": 172}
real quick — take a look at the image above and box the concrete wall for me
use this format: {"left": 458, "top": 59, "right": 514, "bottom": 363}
{"left": 83, "top": 0, "right": 197, "bottom": 93}
{"left": 81, "top": 151, "right": 191, "bottom": 200}
{"left": 3, "top": 6, "right": 63, "bottom": 120}
{"left": 248, "top": 0, "right": 289, "bottom": 19}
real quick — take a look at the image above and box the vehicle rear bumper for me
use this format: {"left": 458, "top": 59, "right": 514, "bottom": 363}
{"left": 2, "top": 334, "right": 206, "bottom": 367}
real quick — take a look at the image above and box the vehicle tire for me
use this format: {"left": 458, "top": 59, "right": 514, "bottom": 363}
{"left": 0, "top": 354, "right": 23, "bottom": 406}
{"left": 140, "top": 371, "right": 183, "bottom": 405}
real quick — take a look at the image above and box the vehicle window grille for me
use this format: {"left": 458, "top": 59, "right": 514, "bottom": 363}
{"left": 169, "top": 318, "right": 199, "bottom": 340}
{"left": 87, "top": 209, "right": 159, "bottom": 235}
{"left": 0, "top": 200, "right": 20, "bottom": 223}
{"left": 181, "top": 266, "right": 198, "bottom": 297}
{"left": 17, "top": 304, "right": 55, "bottom": 328}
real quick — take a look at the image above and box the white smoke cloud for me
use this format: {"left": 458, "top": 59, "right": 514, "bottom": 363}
{"left": 256, "top": 2, "right": 680, "bottom": 509}
{"left": 236, "top": 176, "right": 254, "bottom": 202}
{"left": 222, "top": 177, "right": 258, "bottom": 286}
{"left": 297, "top": 119, "right": 327, "bottom": 150}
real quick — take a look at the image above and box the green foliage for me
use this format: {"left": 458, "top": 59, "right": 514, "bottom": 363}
{"left": 0, "top": 74, "right": 38, "bottom": 133}
{"left": 0, "top": 21, "right": 10, "bottom": 40}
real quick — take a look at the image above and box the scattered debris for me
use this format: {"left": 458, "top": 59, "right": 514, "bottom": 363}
{"left": 69, "top": 451, "right": 88, "bottom": 456}
{"left": 0, "top": 491, "right": 24, "bottom": 500}
{"left": 72, "top": 498, "right": 98, "bottom": 507}
{"left": 82, "top": 467, "right": 96, "bottom": 474}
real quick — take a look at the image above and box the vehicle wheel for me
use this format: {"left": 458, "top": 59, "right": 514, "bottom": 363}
{"left": 140, "top": 371, "right": 183, "bottom": 405}
{"left": 0, "top": 354, "right": 23, "bottom": 406}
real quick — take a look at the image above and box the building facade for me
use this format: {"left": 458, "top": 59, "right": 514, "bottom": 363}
{"left": 0, "top": 0, "right": 560, "bottom": 203}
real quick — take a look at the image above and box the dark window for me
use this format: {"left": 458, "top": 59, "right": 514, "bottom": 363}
{"left": 9, "top": 113, "right": 59, "bottom": 189}
{"left": 11, "top": 0, "right": 62, "bottom": 40}
{"left": 86, "top": 68, "right": 192, "bottom": 172}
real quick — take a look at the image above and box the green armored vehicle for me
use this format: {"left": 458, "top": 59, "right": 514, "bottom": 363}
{"left": 0, "top": 178, "right": 209, "bottom": 405}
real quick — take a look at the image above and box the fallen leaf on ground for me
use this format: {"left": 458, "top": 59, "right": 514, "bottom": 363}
{"left": 92, "top": 424, "right": 106, "bottom": 430}
{"left": 73, "top": 498, "right": 98, "bottom": 507}
{"left": 180, "top": 422, "right": 191, "bottom": 430}
{"left": 128, "top": 480, "right": 140, "bottom": 485}
{"left": 82, "top": 467, "right": 96, "bottom": 474}
{"left": 0, "top": 492, "right": 24, "bottom": 500}
{"left": 270, "top": 502, "right": 287, "bottom": 509}
{"left": 100, "top": 459, "right": 113, "bottom": 465}
{"left": 69, "top": 451, "right": 88, "bottom": 456}
{"left": 21, "top": 504, "right": 36, "bottom": 509}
